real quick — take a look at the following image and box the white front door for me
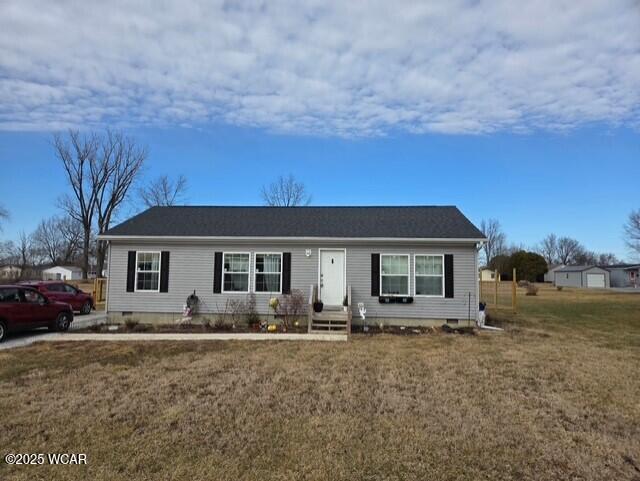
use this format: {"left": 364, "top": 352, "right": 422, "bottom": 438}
{"left": 319, "top": 250, "right": 345, "bottom": 306}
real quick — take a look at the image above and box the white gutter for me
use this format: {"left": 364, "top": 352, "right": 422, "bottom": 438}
{"left": 98, "top": 235, "right": 488, "bottom": 243}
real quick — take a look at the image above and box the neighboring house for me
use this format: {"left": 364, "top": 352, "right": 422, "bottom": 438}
{"left": 480, "top": 268, "right": 500, "bottom": 282}
{"left": 0, "top": 264, "right": 22, "bottom": 280}
{"left": 544, "top": 264, "right": 565, "bottom": 283}
{"left": 606, "top": 264, "right": 640, "bottom": 288}
{"left": 99, "top": 206, "right": 486, "bottom": 328}
{"left": 554, "top": 265, "right": 610, "bottom": 289}
{"left": 42, "top": 265, "right": 84, "bottom": 281}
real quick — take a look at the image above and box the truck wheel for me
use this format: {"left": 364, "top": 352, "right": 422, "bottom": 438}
{"left": 55, "top": 312, "right": 71, "bottom": 332}
{"left": 0, "top": 321, "right": 6, "bottom": 343}
{"left": 81, "top": 301, "right": 92, "bottom": 315}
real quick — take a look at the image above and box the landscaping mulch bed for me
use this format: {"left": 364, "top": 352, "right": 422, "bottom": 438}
{"left": 79, "top": 322, "right": 309, "bottom": 335}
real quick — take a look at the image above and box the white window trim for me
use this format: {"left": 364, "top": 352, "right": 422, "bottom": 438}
{"left": 254, "top": 252, "right": 283, "bottom": 294}
{"left": 414, "top": 254, "right": 445, "bottom": 298}
{"left": 222, "top": 252, "right": 251, "bottom": 294}
{"left": 380, "top": 253, "right": 410, "bottom": 297}
{"left": 134, "top": 251, "right": 161, "bottom": 293}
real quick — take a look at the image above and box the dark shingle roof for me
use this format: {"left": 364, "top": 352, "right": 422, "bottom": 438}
{"left": 556, "top": 265, "right": 604, "bottom": 273}
{"left": 103, "top": 206, "right": 485, "bottom": 240}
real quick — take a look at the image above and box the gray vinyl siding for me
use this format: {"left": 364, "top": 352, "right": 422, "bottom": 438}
{"left": 609, "top": 268, "right": 632, "bottom": 287}
{"left": 106, "top": 241, "right": 478, "bottom": 321}
{"left": 554, "top": 267, "right": 610, "bottom": 288}
{"left": 554, "top": 271, "right": 583, "bottom": 287}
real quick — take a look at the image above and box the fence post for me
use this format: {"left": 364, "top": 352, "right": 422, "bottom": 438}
{"left": 494, "top": 270, "right": 499, "bottom": 307}
{"left": 512, "top": 268, "right": 517, "bottom": 313}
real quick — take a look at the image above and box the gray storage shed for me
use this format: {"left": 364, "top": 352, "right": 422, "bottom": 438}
{"left": 554, "top": 265, "right": 610, "bottom": 289}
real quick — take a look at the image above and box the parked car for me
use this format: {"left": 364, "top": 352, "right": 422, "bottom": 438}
{"left": 0, "top": 285, "right": 74, "bottom": 342}
{"left": 19, "top": 281, "right": 94, "bottom": 315}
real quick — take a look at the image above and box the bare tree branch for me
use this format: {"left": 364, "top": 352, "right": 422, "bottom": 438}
{"left": 0, "top": 204, "right": 9, "bottom": 232}
{"left": 624, "top": 209, "right": 640, "bottom": 257}
{"left": 537, "top": 233, "right": 558, "bottom": 264}
{"left": 55, "top": 129, "right": 146, "bottom": 278}
{"left": 479, "top": 219, "right": 506, "bottom": 266}
{"left": 33, "top": 216, "right": 83, "bottom": 265}
{"left": 139, "top": 174, "right": 188, "bottom": 208}
{"left": 261, "top": 175, "right": 311, "bottom": 207}
{"left": 556, "top": 236, "right": 583, "bottom": 265}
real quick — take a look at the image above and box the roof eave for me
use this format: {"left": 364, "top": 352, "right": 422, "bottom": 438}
{"left": 98, "top": 234, "right": 487, "bottom": 243}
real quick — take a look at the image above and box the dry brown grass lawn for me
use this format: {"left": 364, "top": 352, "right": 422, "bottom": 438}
{"left": 1, "top": 285, "right": 639, "bottom": 480}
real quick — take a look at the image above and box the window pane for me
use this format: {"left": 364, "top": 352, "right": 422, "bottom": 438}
{"left": 416, "top": 255, "right": 443, "bottom": 275}
{"left": 381, "top": 255, "right": 408, "bottom": 275}
{"left": 0, "top": 288, "right": 19, "bottom": 303}
{"left": 224, "top": 273, "right": 249, "bottom": 292}
{"left": 381, "top": 276, "right": 408, "bottom": 295}
{"left": 256, "top": 254, "right": 281, "bottom": 274}
{"left": 256, "top": 273, "right": 281, "bottom": 292}
{"left": 137, "top": 272, "right": 159, "bottom": 291}
{"left": 138, "top": 252, "right": 160, "bottom": 272}
{"left": 224, "top": 253, "right": 249, "bottom": 273}
{"left": 416, "top": 276, "right": 443, "bottom": 296}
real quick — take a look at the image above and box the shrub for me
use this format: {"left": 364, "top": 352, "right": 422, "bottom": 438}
{"left": 526, "top": 283, "right": 539, "bottom": 296}
{"left": 123, "top": 318, "right": 138, "bottom": 330}
{"left": 276, "top": 289, "right": 306, "bottom": 330}
{"left": 246, "top": 293, "right": 259, "bottom": 325}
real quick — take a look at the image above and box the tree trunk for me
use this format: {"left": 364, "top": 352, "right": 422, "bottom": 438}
{"left": 82, "top": 228, "right": 91, "bottom": 279}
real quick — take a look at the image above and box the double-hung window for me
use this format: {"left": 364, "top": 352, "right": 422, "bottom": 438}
{"left": 136, "top": 252, "right": 161, "bottom": 291}
{"left": 415, "top": 255, "right": 444, "bottom": 297}
{"left": 255, "top": 253, "right": 282, "bottom": 293}
{"left": 223, "top": 253, "right": 250, "bottom": 292}
{"left": 380, "top": 254, "right": 409, "bottom": 296}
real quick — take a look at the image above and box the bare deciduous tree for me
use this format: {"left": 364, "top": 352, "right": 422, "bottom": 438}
{"left": 139, "top": 174, "right": 188, "bottom": 208}
{"left": 624, "top": 209, "right": 640, "bottom": 257}
{"left": 56, "top": 129, "right": 146, "bottom": 278}
{"left": 33, "top": 216, "right": 83, "bottom": 265}
{"left": 556, "top": 236, "right": 583, "bottom": 265}
{"left": 597, "top": 252, "right": 619, "bottom": 266}
{"left": 261, "top": 174, "right": 311, "bottom": 207}
{"left": 94, "top": 131, "right": 147, "bottom": 277}
{"left": 0, "top": 205, "right": 9, "bottom": 232}
{"left": 14, "top": 231, "right": 39, "bottom": 275}
{"left": 538, "top": 233, "right": 558, "bottom": 264}
{"left": 479, "top": 219, "right": 506, "bottom": 265}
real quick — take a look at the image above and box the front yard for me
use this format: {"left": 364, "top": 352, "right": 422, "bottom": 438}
{"left": 1, "top": 285, "right": 639, "bottom": 480}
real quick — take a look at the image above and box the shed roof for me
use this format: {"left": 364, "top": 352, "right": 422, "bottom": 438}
{"left": 555, "top": 265, "right": 607, "bottom": 273}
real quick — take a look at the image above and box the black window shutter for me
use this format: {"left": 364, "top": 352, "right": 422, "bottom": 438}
{"left": 282, "top": 252, "right": 291, "bottom": 294}
{"left": 213, "top": 252, "right": 223, "bottom": 293}
{"left": 444, "top": 254, "right": 454, "bottom": 298}
{"left": 126, "top": 251, "right": 136, "bottom": 292}
{"left": 371, "top": 253, "right": 380, "bottom": 296}
{"left": 160, "top": 251, "right": 170, "bottom": 292}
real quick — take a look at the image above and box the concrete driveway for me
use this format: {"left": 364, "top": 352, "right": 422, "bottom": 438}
{"left": 611, "top": 287, "right": 640, "bottom": 293}
{"left": 0, "top": 311, "right": 106, "bottom": 350}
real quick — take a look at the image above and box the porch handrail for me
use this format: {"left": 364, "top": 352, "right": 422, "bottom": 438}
{"left": 308, "top": 284, "right": 317, "bottom": 333}
{"left": 346, "top": 284, "right": 352, "bottom": 335}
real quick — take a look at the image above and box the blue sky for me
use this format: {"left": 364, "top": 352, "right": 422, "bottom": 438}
{"left": 0, "top": 0, "right": 639, "bottom": 259}
{"left": 1, "top": 125, "right": 638, "bottom": 259}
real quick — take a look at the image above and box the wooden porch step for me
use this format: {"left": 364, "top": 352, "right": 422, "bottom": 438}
{"left": 312, "top": 311, "right": 349, "bottom": 322}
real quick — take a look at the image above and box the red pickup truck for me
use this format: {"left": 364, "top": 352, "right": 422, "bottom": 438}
{"left": 0, "top": 285, "right": 74, "bottom": 342}
{"left": 19, "top": 281, "right": 94, "bottom": 315}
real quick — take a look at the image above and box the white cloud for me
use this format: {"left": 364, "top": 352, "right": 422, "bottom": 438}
{"left": 0, "top": 0, "right": 638, "bottom": 135}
